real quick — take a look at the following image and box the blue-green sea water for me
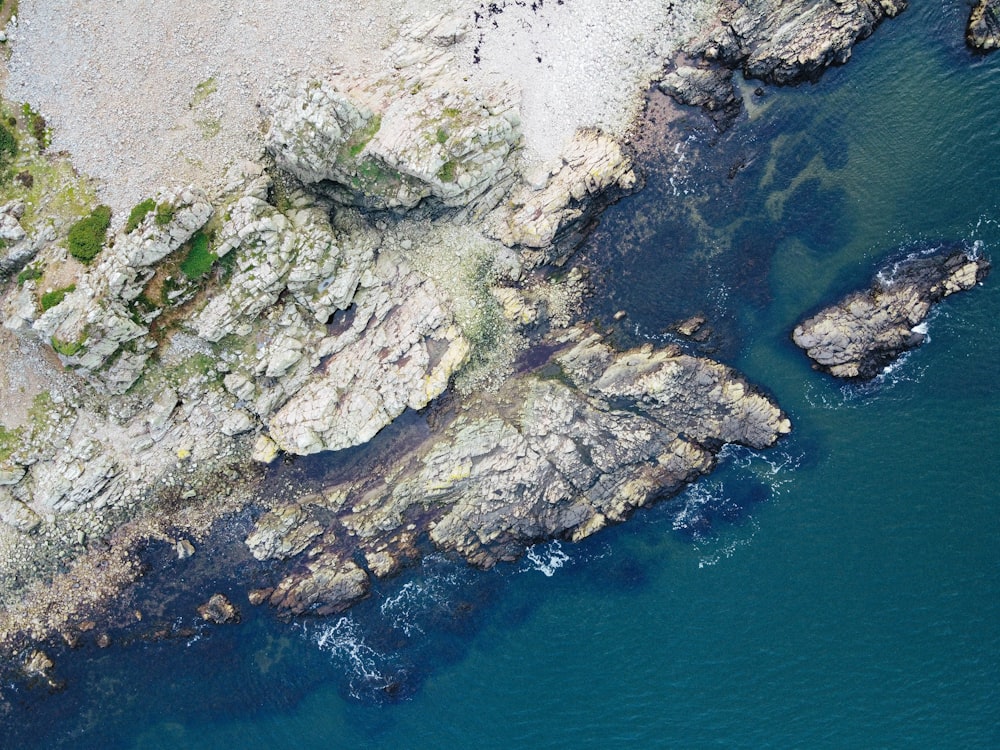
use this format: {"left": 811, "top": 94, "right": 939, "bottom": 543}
{"left": 5, "top": 5, "right": 999, "bottom": 747}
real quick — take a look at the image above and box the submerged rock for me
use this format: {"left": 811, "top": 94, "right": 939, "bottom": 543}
{"left": 197, "top": 593, "right": 241, "bottom": 625}
{"left": 968, "top": 0, "right": 1000, "bottom": 51}
{"left": 792, "top": 245, "right": 990, "bottom": 379}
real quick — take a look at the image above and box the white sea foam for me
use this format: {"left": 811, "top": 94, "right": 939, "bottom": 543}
{"left": 523, "top": 540, "right": 571, "bottom": 576}
{"left": 310, "top": 617, "right": 391, "bottom": 698}
{"left": 379, "top": 566, "right": 464, "bottom": 638}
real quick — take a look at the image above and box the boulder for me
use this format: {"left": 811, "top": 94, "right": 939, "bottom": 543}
{"left": 266, "top": 256, "right": 469, "bottom": 455}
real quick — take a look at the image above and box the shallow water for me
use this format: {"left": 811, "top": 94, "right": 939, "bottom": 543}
{"left": 5, "top": 5, "right": 1000, "bottom": 747}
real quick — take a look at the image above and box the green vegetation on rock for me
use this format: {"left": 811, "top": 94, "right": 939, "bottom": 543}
{"left": 67, "top": 204, "right": 112, "bottom": 263}
{"left": 179, "top": 230, "right": 217, "bottom": 280}
{"left": 51, "top": 335, "right": 85, "bottom": 357}
{"left": 125, "top": 197, "right": 156, "bottom": 233}
{"left": 40, "top": 284, "right": 75, "bottom": 311}
{"left": 155, "top": 202, "right": 175, "bottom": 226}
{"left": 0, "top": 424, "right": 20, "bottom": 462}
{"left": 20, "top": 102, "right": 50, "bottom": 150}
{"left": 437, "top": 160, "right": 457, "bottom": 183}
{"left": 343, "top": 114, "right": 382, "bottom": 160}
{"left": 16, "top": 264, "right": 42, "bottom": 286}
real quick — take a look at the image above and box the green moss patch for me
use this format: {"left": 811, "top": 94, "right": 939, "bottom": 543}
{"left": 40, "top": 284, "right": 75, "bottom": 311}
{"left": 16, "top": 264, "right": 42, "bottom": 286}
{"left": 20, "top": 103, "right": 50, "bottom": 150}
{"left": 125, "top": 197, "right": 156, "bottom": 233}
{"left": 155, "top": 202, "right": 175, "bottom": 226}
{"left": 191, "top": 77, "right": 217, "bottom": 108}
{"left": 343, "top": 114, "right": 382, "bottom": 160}
{"left": 67, "top": 204, "right": 112, "bottom": 263}
{"left": 437, "top": 160, "right": 457, "bottom": 183}
{"left": 0, "top": 424, "right": 21, "bottom": 462}
{"left": 179, "top": 230, "right": 217, "bottom": 280}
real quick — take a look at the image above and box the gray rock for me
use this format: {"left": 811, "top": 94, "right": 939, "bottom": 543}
{"left": 0, "top": 488, "right": 41, "bottom": 533}
{"left": 249, "top": 326, "right": 790, "bottom": 617}
{"left": 197, "top": 593, "right": 240, "bottom": 624}
{"left": 792, "top": 245, "right": 990, "bottom": 379}
{"left": 659, "top": 65, "right": 741, "bottom": 128}
{"left": 266, "top": 255, "right": 469, "bottom": 455}
{"left": 245, "top": 503, "right": 324, "bottom": 561}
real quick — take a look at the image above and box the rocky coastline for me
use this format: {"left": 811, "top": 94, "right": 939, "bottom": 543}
{"left": 0, "top": 0, "right": 910, "bottom": 695}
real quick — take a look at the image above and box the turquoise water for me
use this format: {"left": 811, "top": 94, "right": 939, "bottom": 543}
{"left": 5, "top": 5, "right": 1000, "bottom": 747}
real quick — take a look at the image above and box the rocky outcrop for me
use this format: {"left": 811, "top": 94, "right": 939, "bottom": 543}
{"left": 968, "top": 0, "right": 1000, "bottom": 51}
{"left": 29, "top": 186, "right": 213, "bottom": 394}
{"left": 245, "top": 327, "right": 790, "bottom": 614}
{"left": 702, "top": 0, "right": 907, "bottom": 85}
{"left": 792, "top": 245, "right": 990, "bottom": 379}
{"left": 265, "top": 33, "right": 521, "bottom": 213}
{"left": 265, "top": 256, "right": 470, "bottom": 455}
{"left": 659, "top": 64, "right": 742, "bottom": 128}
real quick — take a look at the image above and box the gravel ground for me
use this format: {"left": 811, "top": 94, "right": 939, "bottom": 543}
{"left": 4, "top": 0, "right": 713, "bottom": 215}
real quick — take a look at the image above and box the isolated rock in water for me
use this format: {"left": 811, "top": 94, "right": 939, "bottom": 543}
{"left": 245, "top": 502, "right": 324, "bottom": 561}
{"left": 489, "top": 128, "right": 637, "bottom": 265}
{"left": 265, "top": 39, "right": 521, "bottom": 212}
{"left": 968, "top": 0, "right": 1000, "bottom": 51}
{"left": 197, "top": 593, "right": 241, "bottom": 624}
{"left": 792, "top": 245, "right": 990, "bottom": 379}
{"left": 702, "top": 0, "right": 906, "bottom": 85}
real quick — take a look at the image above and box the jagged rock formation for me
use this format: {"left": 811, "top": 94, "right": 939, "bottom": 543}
{"left": 792, "top": 245, "right": 990, "bottom": 379}
{"left": 246, "top": 328, "right": 791, "bottom": 615}
{"left": 968, "top": 0, "right": 1000, "bottom": 51}
{"left": 0, "top": 0, "right": 908, "bottom": 660}
{"left": 197, "top": 593, "right": 240, "bottom": 624}
{"left": 25, "top": 187, "right": 212, "bottom": 394}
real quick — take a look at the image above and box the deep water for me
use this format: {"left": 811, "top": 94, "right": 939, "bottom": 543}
{"left": 4, "top": 5, "right": 999, "bottom": 747}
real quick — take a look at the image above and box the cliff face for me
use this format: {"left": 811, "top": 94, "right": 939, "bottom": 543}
{"left": 0, "top": 1, "right": 904, "bottom": 663}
